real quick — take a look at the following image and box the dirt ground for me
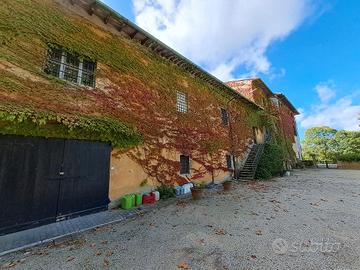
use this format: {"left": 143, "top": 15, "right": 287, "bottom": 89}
{"left": 1, "top": 169, "right": 360, "bottom": 270}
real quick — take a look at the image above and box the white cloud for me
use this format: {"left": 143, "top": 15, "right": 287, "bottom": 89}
{"left": 315, "top": 81, "right": 336, "bottom": 103}
{"left": 132, "top": 0, "right": 314, "bottom": 80}
{"left": 299, "top": 82, "right": 360, "bottom": 131}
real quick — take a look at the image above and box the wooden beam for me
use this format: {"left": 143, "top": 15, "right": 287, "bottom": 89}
{"left": 129, "top": 30, "right": 138, "bottom": 39}
{"left": 116, "top": 22, "right": 126, "bottom": 32}
{"left": 153, "top": 45, "right": 162, "bottom": 51}
{"left": 144, "top": 40, "right": 154, "bottom": 47}
{"left": 140, "top": 37, "right": 149, "bottom": 45}
{"left": 165, "top": 53, "right": 175, "bottom": 59}
{"left": 159, "top": 49, "right": 169, "bottom": 56}
{"left": 104, "top": 13, "right": 111, "bottom": 24}
{"left": 173, "top": 59, "right": 183, "bottom": 65}
{"left": 69, "top": 0, "right": 77, "bottom": 5}
{"left": 148, "top": 42, "right": 157, "bottom": 49}
{"left": 88, "top": 2, "right": 96, "bottom": 15}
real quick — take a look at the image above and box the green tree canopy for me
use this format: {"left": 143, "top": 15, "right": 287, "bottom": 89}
{"left": 302, "top": 126, "right": 337, "bottom": 165}
{"left": 334, "top": 131, "right": 360, "bottom": 161}
{"left": 302, "top": 126, "right": 360, "bottom": 164}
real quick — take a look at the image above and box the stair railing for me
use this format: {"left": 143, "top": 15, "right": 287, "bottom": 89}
{"left": 238, "top": 133, "right": 271, "bottom": 180}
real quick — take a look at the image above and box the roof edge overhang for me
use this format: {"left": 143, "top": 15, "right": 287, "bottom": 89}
{"left": 65, "top": 0, "right": 262, "bottom": 110}
{"left": 274, "top": 93, "right": 299, "bottom": 115}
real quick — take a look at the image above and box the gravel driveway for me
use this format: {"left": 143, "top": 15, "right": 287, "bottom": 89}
{"left": 1, "top": 169, "right": 360, "bottom": 270}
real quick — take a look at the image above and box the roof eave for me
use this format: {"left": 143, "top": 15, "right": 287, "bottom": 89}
{"left": 67, "top": 0, "right": 262, "bottom": 110}
{"left": 275, "top": 93, "right": 299, "bottom": 115}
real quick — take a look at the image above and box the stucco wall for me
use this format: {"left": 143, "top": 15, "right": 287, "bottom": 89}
{"left": 109, "top": 147, "right": 233, "bottom": 201}
{"left": 109, "top": 152, "right": 155, "bottom": 201}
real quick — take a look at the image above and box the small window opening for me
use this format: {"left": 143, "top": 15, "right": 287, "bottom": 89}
{"left": 221, "top": 108, "right": 229, "bottom": 125}
{"left": 176, "top": 91, "right": 188, "bottom": 113}
{"left": 180, "top": 155, "right": 190, "bottom": 175}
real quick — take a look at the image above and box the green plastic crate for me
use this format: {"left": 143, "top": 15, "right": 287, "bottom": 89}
{"left": 135, "top": 193, "right": 142, "bottom": 206}
{"left": 121, "top": 195, "right": 133, "bottom": 210}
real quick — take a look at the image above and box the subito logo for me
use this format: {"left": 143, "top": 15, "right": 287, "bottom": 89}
{"left": 272, "top": 238, "right": 288, "bottom": 255}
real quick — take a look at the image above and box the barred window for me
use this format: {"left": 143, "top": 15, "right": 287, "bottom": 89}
{"left": 226, "top": 154, "right": 234, "bottom": 169}
{"left": 269, "top": 97, "right": 280, "bottom": 108}
{"left": 45, "top": 47, "right": 96, "bottom": 87}
{"left": 220, "top": 108, "right": 229, "bottom": 125}
{"left": 176, "top": 91, "right": 188, "bottom": 113}
{"left": 180, "top": 155, "right": 190, "bottom": 175}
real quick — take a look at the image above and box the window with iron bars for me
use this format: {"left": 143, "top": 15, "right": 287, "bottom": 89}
{"left": 176, "top": 91, "right": 188, "bottom": 113}
{"left": 44, "top": 47, "right": 96, "bottom": 87}
{"left": 180, "top": 155, "right": 190, "bottom": 175}
{"left": 220, "top": 108, "right": 229, "bottom": 125}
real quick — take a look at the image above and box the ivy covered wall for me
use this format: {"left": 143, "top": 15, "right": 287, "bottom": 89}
{"left": 226, "top": 79, "right": 299, "bottom": 163}
{"left": 0, "top": 0, "right": 262, "bottom": 185}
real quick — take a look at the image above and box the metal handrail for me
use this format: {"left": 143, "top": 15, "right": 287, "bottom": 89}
{"left": 238, "top": 133, "right": 271, "bottom": 179}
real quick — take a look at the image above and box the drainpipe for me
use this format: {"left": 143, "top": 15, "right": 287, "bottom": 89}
{"left": 226, "top": 96, "right": 236, "bottom": 179}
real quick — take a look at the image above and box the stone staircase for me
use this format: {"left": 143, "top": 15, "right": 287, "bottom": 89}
{"left": 238, "top": 143, "right": 265, "bottom": 180}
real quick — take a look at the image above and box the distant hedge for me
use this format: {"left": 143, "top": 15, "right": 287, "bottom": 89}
{"left": 337, "top": 153, "right": 360, "bottom": 162}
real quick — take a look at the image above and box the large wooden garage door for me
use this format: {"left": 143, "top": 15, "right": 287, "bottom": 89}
{"left": 0, "top": 135, "right": 111, "bottom": 235}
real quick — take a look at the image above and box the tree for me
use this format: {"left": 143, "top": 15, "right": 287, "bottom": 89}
{"left": 302, "top": 126, "right": 337, "bottom": 168}
{"left": 334, "top": 131, "right": 360, "bottom": 161}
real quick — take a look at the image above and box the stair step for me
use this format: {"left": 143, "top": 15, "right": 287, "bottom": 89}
{"left": 240, "top": 143, "right": 264, "bottom": 179}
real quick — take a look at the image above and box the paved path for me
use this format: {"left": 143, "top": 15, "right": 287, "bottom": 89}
{"left": 0, "top": 207, "right": 147, "bottom": 256}
{"left": 1, "top": 169, "right": 360, "bottom": 270}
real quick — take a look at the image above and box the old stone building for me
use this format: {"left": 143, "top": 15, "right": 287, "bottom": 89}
{"left": 0, "top": 0, "right": 300, "bottom": 233}
{"left": 226, "top": 78, "right": 301, "bottom": 162}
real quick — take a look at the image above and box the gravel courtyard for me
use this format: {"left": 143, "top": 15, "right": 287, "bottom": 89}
{"left": 1, "top": 169, "right": 360, "bottom": 270}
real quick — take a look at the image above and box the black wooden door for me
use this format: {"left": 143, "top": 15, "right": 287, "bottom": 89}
{"left": 0, "top": 135, "right": 110, "bottom": 235}
{"left": 56, "top": 140, "right": 111, "bottom": 219}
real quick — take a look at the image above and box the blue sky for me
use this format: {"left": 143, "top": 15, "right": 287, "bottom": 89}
{"left": 102, "top": 0, "right": 360, "bottom": 138}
